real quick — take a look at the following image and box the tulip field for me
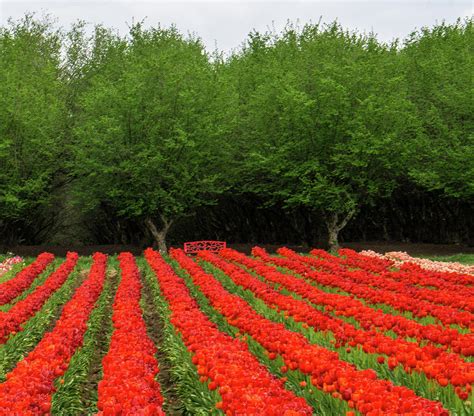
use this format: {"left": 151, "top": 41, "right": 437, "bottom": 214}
{"left": 0, "top": 247, "right": 472, "bottom": 415}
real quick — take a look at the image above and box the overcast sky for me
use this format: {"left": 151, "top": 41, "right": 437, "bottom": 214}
{"left": 1, "top": 1, "right": 472, "bottom": 52}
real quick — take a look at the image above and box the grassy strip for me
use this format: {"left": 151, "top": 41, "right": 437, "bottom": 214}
{"left": 140, "top": 257, "right": 223, "bottom": 415}
{"left": 0, "top": 257, "right": 34, "bottom": 285}
{"left": 424, "top": 254, "right": 474, "bottom": 265}
{"left": 169, "top": 257, "right": 353, "bottom": 416}
{"left": 50, "top": 260, "right": 118, "bottom": 415}
{"left": 201, "top": 261, "right": 473, "bottom": 415}
{"left": 0, "top": 258, "right": 61, "bottom": 312}
{"left": 0, "top": 257, "right": 89, "bottom": 382}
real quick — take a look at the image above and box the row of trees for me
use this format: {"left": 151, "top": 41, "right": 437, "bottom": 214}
{"left": 0, "top": 15, "right": 472, "bottom": 251}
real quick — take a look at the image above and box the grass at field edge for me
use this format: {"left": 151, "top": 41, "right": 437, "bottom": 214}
{"left": 424, "top": 254, "right": 474, "bottom": 265}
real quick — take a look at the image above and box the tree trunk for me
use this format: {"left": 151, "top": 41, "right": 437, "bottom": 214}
{"left": 325, "top": 209, "right": 356, "bottom": 253}
{"left": 145, "top": 216, "right": 173, "bottom": 254}
{"left": 327, "top": 225, "right": 340, "bottom": 253}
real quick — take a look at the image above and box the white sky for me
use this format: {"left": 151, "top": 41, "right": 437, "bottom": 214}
{"left": 1, "top": 1, "right": 472, "bottom": 52}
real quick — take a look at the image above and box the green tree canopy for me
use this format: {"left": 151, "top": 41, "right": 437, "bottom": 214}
{"left": 70, "top": 24, "right": 225, "bottom": 252}
{"left": 0, "top": 15, "right": 472, "bottom": 249}
{"left": 225, "top": 23, "right": 421, "bottom": 250}
{"left": 0, "top": 15, "right": 65, "bottom": 234}
{"left": 402, "top": 19, "right": 474, "bottom": 198}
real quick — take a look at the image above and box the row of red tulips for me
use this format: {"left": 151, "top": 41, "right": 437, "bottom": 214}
{"left": 97, "top": 253, "right": 165, "bottom": 415}
{"left": 202, "top": 249, "right": 473, "bottom": 399}
{"left": 0, "top": 253, "right": 107, "bottom": 415}
{"left": 337, "top": 249, "right": 474, "bottom": 293}
{"left": 318, "top": 248, "right": 393, "bottom": 273}
{"left": 316, "top": 249, "right": 474, "bottom": 311}
{"left": 269, "top": 248, "right": 474, "bottom": 329}
{"left": 303, "top": 248, "right": 474, "bottom": 322}
{"left": 249, "top": 247, "right": 474, "bottom": 356}
{"left": 0, "top": 252, "right": 78, "bottom": 344}
{"left": 171, "top": 248, "right": 449, "bottom": 415}
{"left": 145, "top": 248, "right": 313, "bottom": 415}
{"left": 347, "top": 249, "right": 474, "bottom": 283}
{"left": 0, "top": 252, "right": 54, "bottom": 305}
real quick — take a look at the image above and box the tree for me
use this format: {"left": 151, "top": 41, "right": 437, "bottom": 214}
{"left": 401, "top": 19, "right": 474, "bottom": 199}
{"left": 71, "top": 24, "right": 224, "bottom": 252}
{"left": 226, "top": 23, "right": 418, "bottom": 251}
{"left": 0, "top": 15, "right": 66, "bottom": 243}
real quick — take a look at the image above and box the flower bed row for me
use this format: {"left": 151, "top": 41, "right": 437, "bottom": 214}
{"left": 310, "top": 249, "right": 474, "bottom": 317}
{"left": 145, "top": 248, "right": 313, "bottom": 415}
{"left": 0, "top": 252, "right": 79, "bottom": 344}
{"left": 271, "top": 247, "right": 474, "bottom": 329}
{"left": 354, "top": 249, "right": 474, "bottom": 293}
{"left": 0, "top": 260, "right": 85, "bottom": 385}
{"left": 250, "top": 247, "right": 474, "bottom": 355}
{"left": 0, "top": 252, "right": 54, "bottom": 305}
{"left": 318, "top": 249, "right": 474, "bottom": 312}
{"left": 310, "top": 249, "right": 474, "bottom": 291}
{"left": 171, "top": 248, "right": 449, "bottom": 415}
{"left": 326, "top": 248, "right": 474, "bottom": 299}
{"left": 336, "top": 248, "right": 474, "bottom": 295}
{"left": 50, "top": 264, "right": 116, "bottom": 415}
{"left": 97, "top": 252, "right": 164, "bottom": 415}
{"left": 202, "top": 249, "right": 474, "bottom": 399}
{"left": 361, "top": 250, "right": 474, "bottom": 276}
{"left": 0, "top": 256, "right": 24, "bottom": 279}
{"left": 0, "top": 253, "right": 107, "bottom": 415}
{"left": 328, "top": 248, "right": 394, "bottom": 273}
{"left": 140, "top": 257, "right": 226, "bottom": 414}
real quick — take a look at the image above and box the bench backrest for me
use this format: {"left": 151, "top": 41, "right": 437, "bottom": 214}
{"left": 183, "top": 240, "right": 226, "bottom": 254}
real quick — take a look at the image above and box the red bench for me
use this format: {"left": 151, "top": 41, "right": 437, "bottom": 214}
{"left": 183, "top": 241, "right": 226, "bottom": 255}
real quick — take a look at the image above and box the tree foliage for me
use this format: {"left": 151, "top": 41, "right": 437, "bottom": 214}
{"left": 0, "top": 15, "right": 65, "bottom": 232}
{"left": 70, "top": 24, "right": 225, "bottom": 251}
{"left": 402, "top": 20, "right": 474, "bottom": 198}
{"left": 224, "top": 23, "right": 423, "bottom": 249}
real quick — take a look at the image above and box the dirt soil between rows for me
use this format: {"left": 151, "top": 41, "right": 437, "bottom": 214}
{"left": 1, "top": 241, "right": 473, "bottom": 257}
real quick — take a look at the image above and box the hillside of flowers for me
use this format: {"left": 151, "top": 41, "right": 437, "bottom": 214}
{"left": 0, "top": 247, "right": 472, "bottom": 415}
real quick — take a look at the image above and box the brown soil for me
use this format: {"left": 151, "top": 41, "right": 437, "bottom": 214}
{"left": 81, "top": 267, "right": 118, "bottom": 410}
{"left": 140, "top": 269, "right": 183, "bottom": 415}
